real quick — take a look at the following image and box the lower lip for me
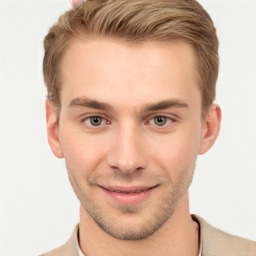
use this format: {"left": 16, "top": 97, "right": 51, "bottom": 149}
{"left": 99, "top": 186, "right": 156, "bottom": 204}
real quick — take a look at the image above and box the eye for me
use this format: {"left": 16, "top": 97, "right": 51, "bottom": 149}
{"left": 84, "top": 116, "right": 107, "bottom": 127}
{"left": 148, "top": 116, "right": 173, "bottom": 127}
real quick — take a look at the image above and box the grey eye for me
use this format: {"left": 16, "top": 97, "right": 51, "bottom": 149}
{"left": 90, "top": 116, "right": 102, "bottom": 126}
{"left": 85, "top": 116, "right": 105, "bottom": 127}
{"left": 148, "top": 116, "right": 173, "bottom": 127}
{"left": 154, "top": 116, "right": 167, "bottom": 126}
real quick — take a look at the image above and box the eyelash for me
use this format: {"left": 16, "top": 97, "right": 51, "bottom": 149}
{"left": 81, "top": 115, "right": 175, "bottom": 128}
{"left": 81, "top": 116, "right": 111, "bottom": 128}
{"left": 146, "top": 116, "right": 174, "bottom": 127}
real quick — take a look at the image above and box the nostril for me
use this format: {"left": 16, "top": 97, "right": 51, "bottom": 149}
{"left": 108, "top": 159, "right": 146, "bottom": 175}
{"left": 106, "top": 135, "right": 147, "bottom": 174}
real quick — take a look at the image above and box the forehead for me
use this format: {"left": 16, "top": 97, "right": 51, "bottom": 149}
{"left": 59, "top": 37, "right": 200, "bottom": 110}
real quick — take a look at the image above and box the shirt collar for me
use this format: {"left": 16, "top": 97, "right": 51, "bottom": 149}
{"left": 76, "top": 226, "right": 85, "bottom": 256}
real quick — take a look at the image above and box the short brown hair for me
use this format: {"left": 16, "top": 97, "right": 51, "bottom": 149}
{"left": 43, "top": 0, "right": 219, "bottom": 113}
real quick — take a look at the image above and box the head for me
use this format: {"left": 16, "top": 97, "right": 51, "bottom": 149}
{"left": 44, "top": 0, "right": 221, "bottom": 240}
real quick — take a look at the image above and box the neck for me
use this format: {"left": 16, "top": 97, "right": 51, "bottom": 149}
{"left": 79, "top": 193, "right": 199, "bottom": 256}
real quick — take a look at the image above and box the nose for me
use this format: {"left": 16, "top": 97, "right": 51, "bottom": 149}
{"left": 106, "top": 125, "right": 147, "bottom": 175}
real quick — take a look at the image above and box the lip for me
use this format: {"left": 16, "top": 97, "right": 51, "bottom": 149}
{"left": 99, "top": 185, "right": 158, "bottom": 204}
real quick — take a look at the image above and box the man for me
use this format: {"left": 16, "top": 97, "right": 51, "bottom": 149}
{"left": 41, "top": 0, "right": 256, "bottom": 255}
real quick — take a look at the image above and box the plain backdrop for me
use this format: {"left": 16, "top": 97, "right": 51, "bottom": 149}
{"left": 0, "top": 0, "right": 255, "bottom": 255}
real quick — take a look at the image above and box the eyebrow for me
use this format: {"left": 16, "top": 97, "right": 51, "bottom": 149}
{"left": 69, "top": 97, "right": 189, "bottom": 112}
{"left": 69, "top": 97, "right": 112, "bottom": 110}
{"left": 142, "top": 99, "right": 189, "bottom": 113}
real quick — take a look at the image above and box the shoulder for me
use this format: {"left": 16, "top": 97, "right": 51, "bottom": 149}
{"left": 40, "top": 225, "right": 79, "bottom": 256}
{"left": 192, "top": 215, "right": 256, "bottom": 256}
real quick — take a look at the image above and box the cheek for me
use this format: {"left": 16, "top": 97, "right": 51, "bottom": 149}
{"left": 149, "top": 125, "right": 201, "bottom": 173}
{"left": 59, "top": 127, "right": 107, "bottom": 176}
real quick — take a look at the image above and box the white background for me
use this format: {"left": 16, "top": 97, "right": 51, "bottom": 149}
{"left": 0, "top": 0, "right": 255, "bottom": 255}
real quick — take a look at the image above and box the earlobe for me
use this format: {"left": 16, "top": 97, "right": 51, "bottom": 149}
{"left": 45, "top": 99, "right": 64, "bottom": 159}
{"left": 199, "top": 104, "right": 221, "bottom": 155}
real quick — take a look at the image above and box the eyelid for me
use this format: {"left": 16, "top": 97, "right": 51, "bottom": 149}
{"left": 146, "top": 114, "right": 176, "bottom": 127}
{"left": 79, "top": 113, "right": 177, "bottom": 128}
{"left": 80, "top": 114, "right": 111, "bottom": 128}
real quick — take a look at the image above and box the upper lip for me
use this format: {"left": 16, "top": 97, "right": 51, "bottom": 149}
{"left": 99, "top": 185, "right": 158, "bottom": 193}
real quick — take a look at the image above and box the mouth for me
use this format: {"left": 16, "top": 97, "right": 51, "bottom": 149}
{"left": 103, "top": 187, "right": 153, "bottom": 194}
{"left": 99, "top": 185, "right": 158, "bottom": 204}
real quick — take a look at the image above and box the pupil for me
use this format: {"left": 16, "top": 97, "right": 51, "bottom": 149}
{"left": 90, "top": 117, "right": 102, "bottom": 126}
{"left": 155, "top": 116, "right": 166, "bottom": 126}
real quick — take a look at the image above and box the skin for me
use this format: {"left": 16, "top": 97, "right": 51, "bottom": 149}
{"left": 46, "top": 38, "right": 221, "bottom": 256}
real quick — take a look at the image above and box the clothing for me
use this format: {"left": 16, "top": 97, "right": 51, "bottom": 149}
{"left": 76, "top": 232, "right": 84, "bottom": 256}
{"left": 41, "top": 215, "right": 256, "bottom": 256}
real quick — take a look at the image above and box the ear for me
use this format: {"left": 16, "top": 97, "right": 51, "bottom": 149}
{"left": 45, "top": 99, "right": 64, "bottom": 159}
{"left": 199, "top": 104, "right": 221, "bottom": 155}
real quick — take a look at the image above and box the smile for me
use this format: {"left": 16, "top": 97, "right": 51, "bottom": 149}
{"left": 104, "top": 187, "right": 151, "bottom": 194}
{"left": 99, "top": 185, "right": 158, "bottom": 204}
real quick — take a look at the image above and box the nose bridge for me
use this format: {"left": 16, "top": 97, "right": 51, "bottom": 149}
{"left": 107, "top": 120, "right": 147, "bottom": 174}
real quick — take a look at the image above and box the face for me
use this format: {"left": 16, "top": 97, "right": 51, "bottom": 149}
{"left": 46, "top": 38, "right": 220, "bottom": 240}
